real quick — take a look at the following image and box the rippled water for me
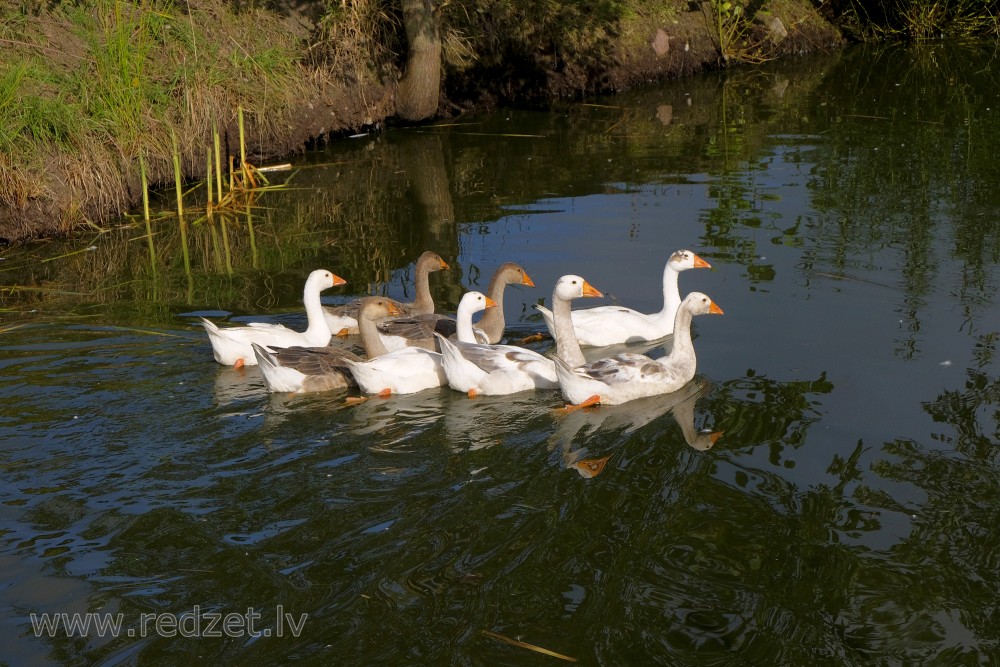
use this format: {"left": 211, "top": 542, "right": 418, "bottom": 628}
{"left": 3, "top": 42, "right": 1000, "bottom": 664}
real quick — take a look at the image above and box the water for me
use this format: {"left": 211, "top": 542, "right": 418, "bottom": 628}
{"left": 3, "top": 42, "right": 1000, "bottom": 664}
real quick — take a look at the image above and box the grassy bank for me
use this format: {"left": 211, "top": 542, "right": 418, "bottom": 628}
{"left": 0, "top": 0, "right": 319, "bottom": 240}
{"left": 6, "top": 0, "right": 989, "bottom": 243}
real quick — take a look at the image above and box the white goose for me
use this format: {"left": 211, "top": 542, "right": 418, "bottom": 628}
{"left": 376, "top": 262, "right": 535, "bottom": 349}
{"left": 322, "top": 251, "right": 449, "bottom": 335}
{"left": 200, "top": 269, "right": 346, "bottom": 368}
{"left": 535, "top": 249, "right": 711, "bottom": 347}
{"left": 341, "top": 292, "right": 482, "bottom": 396}
{"left": 552, "top": 290, "right": 723, "bottom": 408}
{"left": 436, "top": 279, "right": 601, "bottom": 397}
{"left": 252, "top": 298, "right": 403, "bottom": 393}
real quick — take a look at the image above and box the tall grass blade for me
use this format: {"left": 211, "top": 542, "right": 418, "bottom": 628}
{"left": 206, "top": 147, "right": 213, "bottom": 213}
{"left": 214, "top": 120, "right": 224, "bottom": 201}
{"left": 238, "top": 104, "right": 246, "bottom": 179}
{"left": 172, "top": 129, "right": 191, "bottom": 277}
{"left": 139, "top": 149, "right": 157, "bottom": 280}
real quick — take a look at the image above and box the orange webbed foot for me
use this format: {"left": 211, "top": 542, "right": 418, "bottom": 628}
{"left": 557, "top": 395, "right": 601, "bottom": 413}
{"left": 467, "top": 388, "right": 478, "bottom": 399}
{"left": 233, "top": 358, "right": 245, "bottom": 370}
{"left": 572, "top": 454, "right": 613, "bottom": 479}
{"left": 377, "top": 388, "right": 393, "bottom": 399}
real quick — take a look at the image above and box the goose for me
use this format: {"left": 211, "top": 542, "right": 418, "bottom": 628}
{"left": 436, "top": 285, "right": 586, "bottom": 397}
{"left": 340, "top": 294, "right": 458, "bottom": 396}
{"left": 342, "top": 346, "right": 446, "bottom": 397}
{"left": 535, "top": 249, "right": 711, "bottom": 347}
{"left": 200, "top": 269, "right": 346, "bottom": 368}
{"left": 376, "top": 262, "right": 535, "bottom": 350}
{"left": 252, "top": 298, "right": 403, "bottom": 393}
{"left": 552, "top": 291, "right": 723, "bottom": 408}
{"left": 547, "top": 275, "right": 606, "bottom": 369}
{"left": 468, "top": 262, "right": 536, "bottom": 343}
{"left": 322, "top": 250, "right": 449, "bottom": 335}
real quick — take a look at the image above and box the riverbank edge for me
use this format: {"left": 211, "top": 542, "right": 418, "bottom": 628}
{"left": 0, "top": 1, "right": 845, "bottom": 244}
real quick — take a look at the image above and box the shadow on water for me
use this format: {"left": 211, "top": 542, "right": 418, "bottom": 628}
{"left": 3, "top": 41, "right": 1000, "bottom": 664}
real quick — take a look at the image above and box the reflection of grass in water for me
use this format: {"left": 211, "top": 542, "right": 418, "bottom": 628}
{"left": 0, "top": 175, "right": 424, "bottom": 324}
{"left": 845, "top": 0, "right": 1000, "bottom": 40}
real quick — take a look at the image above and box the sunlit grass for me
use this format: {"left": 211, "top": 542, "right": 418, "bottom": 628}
{"left": 0, "top": 0, "right": 307, "bottom": 234}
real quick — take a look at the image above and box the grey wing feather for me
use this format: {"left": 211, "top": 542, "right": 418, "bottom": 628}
{"left": 581, "top": 353, "right": 668, "bottom": 383}
{"left": 450, "top": 341, "right": 545, "bottom": 373}
{"left": 271, "top": 346, "right": 362, "bottom": 375}
{"left": 377, "top": 313, "right": 454, "bottom": 340}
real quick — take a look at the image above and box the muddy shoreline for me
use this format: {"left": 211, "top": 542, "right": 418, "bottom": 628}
{"left": 0, "top": 2, "right": 844, "bottom": 244}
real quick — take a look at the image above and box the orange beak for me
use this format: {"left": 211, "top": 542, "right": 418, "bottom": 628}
{"left": 693, "top": 254, "right": 711, "bottom": 269}
{"left": 484, "top": 296, "right": 498, "bottom": 309}
{"left": 387, "top": 301, "right": 404, "bottom": 316}
{"left": 440, "top": 259, "right": 450, "bottom": 270}
{"left": 582, "top": 281, "right": 603, "bottom": 298}
{"left": 331, "top": 273, "right": 348, "bottom": 286}
{"left": 709, "top": 300, "right": 724, "bottom": 315}
{"left": 521, "top": 272, "right": 535, "bottom": 287}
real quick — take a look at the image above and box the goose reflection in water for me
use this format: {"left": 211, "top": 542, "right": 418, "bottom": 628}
{"left": 552, "top": 376, "right": 722, "bottom": 478}
{"left": 343, "top": 389, "right": 447, "bottom": 450}
{"left": 440, "top": 392, "right": 554, "bottom": 453}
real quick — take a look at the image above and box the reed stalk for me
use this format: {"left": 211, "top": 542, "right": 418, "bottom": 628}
{"left": 139, "top": 149, "right": 157, "bottom": 279}
{"left": 206, "top": 147, "right": 213, "bottom": 217}
{"left": 171, "top": 128, "right": 191, "bottom": 276}
{"left": 214, "top": 121, "right": 224, "bottom": 202}
{"left": 238, "top": 104, "right": 247, "bottom": 183}
{"left": 171, "top": 129, "right": 184, "bottom": 219}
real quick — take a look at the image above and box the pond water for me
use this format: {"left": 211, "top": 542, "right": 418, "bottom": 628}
{"left": 3, "top": 42, "right": 1000, "bottom": 664}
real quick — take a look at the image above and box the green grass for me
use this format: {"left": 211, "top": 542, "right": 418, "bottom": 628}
{"left": 0, "top": 0, "right": 306, "bottom": 229}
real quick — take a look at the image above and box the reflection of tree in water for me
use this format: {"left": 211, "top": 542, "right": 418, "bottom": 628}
{"left": 816, "top": 329, "right": 1000, "bottom": 659}
{"left": 915, "top": 330, "right": 1000, "bottom": 459}
{"left": 709, "top": 370, "right": 833, "bottom": 462}
{"left": 636, "top": 364, "right": 992, "bottom": 662}
{"left": 801, "top": 44, "right": 1000, "bottom": 360}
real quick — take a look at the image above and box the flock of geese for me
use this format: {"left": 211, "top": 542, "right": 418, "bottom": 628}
{"left": 200, "top": 250, "right": 723, "bottom": 410}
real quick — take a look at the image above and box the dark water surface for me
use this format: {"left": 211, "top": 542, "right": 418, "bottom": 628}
{"left": 3, "top": 42, "right": 1000, "bottom": 664}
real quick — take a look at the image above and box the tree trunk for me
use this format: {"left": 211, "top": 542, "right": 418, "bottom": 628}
{"left": 396, "top": 0, "right": 442, "bottom": 121}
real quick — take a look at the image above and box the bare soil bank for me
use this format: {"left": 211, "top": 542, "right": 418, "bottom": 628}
{"left": 0, "top": 1, "right": 843, "bottom": 244}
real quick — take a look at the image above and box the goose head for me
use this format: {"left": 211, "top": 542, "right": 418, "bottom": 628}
{"left": 417, "top": 251, "right": 450, "bottom": 272}
{"left": 681, "top": 291, "right": 724, "bottom": 316}
{"left": 668, "top": 250, "right": 712, "bottom": 272}
{"left": 356, "top": 297, "right": 404, "bottom": 322}
{"left": 458, "top": 290, "right": 498, "bottom": 316}
{"left": 496, "top": 262, "right": 535, "bottom": 287}
{"left": 308, "top": 269, "right": 348, "bottom": 290}
{"left": 552, "top": 275, "right": 603, "bottom": 302}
